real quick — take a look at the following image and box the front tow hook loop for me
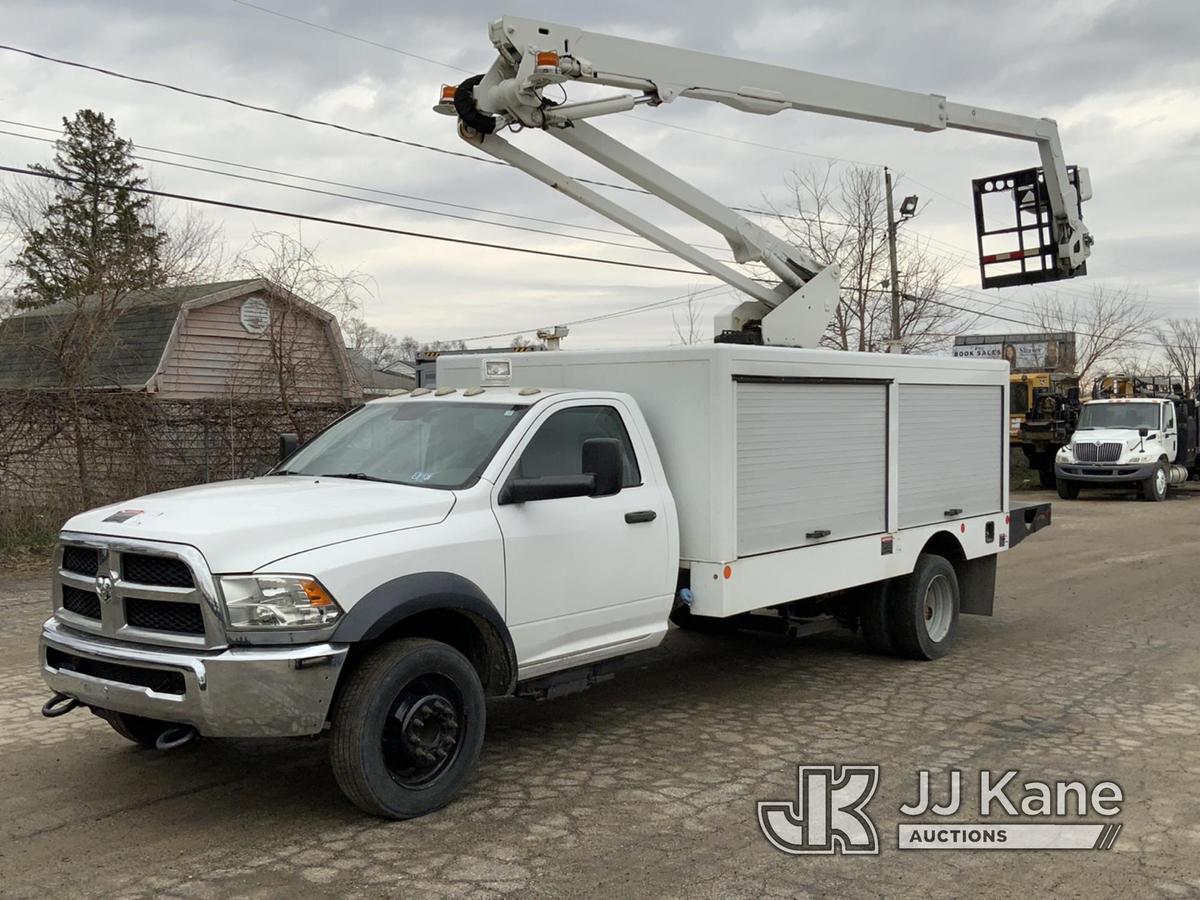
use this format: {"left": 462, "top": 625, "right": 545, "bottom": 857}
{"left": 155, "top": 725, "right": 198, "bottom": 751}
{"left": 42, "top": 692, "right": 81, "bottom": 718}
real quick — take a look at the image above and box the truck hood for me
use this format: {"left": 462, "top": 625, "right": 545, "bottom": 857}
{"left": 63, "top": 476, "right": 455, "bottom": 573}
{"left": 1071, "top": 429, "right": 1143, "bottom": 448}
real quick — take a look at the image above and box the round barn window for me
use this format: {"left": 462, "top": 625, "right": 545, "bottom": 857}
{"left": 240, "top": 296, "right": 271, "bottom": 334}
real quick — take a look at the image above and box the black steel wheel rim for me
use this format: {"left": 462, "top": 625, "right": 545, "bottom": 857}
{"left": 381, "top": 674, "right": 466, "bottom": 788}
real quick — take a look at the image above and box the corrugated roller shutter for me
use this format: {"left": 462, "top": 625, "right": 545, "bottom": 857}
{"left": 898, "top": 384, "right": 1003, "bottom": 528}
{"left": 736, "top": 381, "right": 887, "bottom": 556}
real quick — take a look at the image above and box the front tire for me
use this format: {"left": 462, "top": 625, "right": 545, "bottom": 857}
{"left": 1141, "top": 462, "right": 1168, "bottom": 502}
{"left": 330, "top": 638, "right": 486, "bottom": 819}
{"left": 1056, "top": 478, "right": 1080, "bottom": 500}
{"left": 888, "top": 554, "right": 960, "bottom": 660}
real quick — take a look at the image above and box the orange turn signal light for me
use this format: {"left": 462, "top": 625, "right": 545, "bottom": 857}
{"left": 300, "top": 579, "right": 336, "bottom": 607}
{"left": 535, "top": 50, "right": 559, "bottom": 69}
{"left": 440, "top": 84, "right": 457, "bottom": 103}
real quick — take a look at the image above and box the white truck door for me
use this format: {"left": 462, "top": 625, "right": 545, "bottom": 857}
{"left": 1163, "top": 403, "right": 1178, "bottom": 460}
{"left": 492, "top": 400, "right": 672, "bottom": 674}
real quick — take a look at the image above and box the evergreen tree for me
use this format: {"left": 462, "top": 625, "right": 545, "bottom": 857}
{"left": 10, "top": 109, "right": 166, "bottom": 309}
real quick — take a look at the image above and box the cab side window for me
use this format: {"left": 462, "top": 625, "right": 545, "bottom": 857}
{"left": 1165, "top": 405, "right": 1176, "bottom": 431}
{"left": 518, "top": 405, "right": 641, "bottom": 487}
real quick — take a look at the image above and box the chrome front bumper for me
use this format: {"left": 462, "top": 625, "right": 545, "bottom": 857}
{"left": 1055, "top": 461, "right": 1156, "bottom": 483}
{"left": 40, "top": 618, "right": 348, "bottom": 737}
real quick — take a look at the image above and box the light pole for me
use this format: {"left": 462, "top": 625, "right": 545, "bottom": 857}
{"left": 884, "top": 166, "right": 918, "bottom": 350}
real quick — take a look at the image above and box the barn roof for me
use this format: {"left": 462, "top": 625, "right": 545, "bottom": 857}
{"left": 0, "top": 280, "right": 262, "bottom": 390}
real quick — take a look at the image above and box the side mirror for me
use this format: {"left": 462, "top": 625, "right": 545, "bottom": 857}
{"left": 500, "top": 474, "right": 596, "bottom": 505}
{"left": 279, "top": 432, "right": 300, "bottom": 462}
{"left": 582, "top": 438, "right": 623, "bottom": 497}
{"left": 1138, "top": 427, "right": 1149, "bottom": 438}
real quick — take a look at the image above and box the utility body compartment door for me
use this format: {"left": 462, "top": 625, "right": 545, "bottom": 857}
{"left": 491, "top": 399, "right": 673, "bottom": 674}
{"left": 734, "top": 378, "right": 888, "bottom": 556}
{"left": 898, "top": 384, "right": 1004, "bottom": 527}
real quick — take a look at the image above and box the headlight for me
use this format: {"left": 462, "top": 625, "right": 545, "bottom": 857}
{"left": 219, "top": 575, "right": 343, "bottom": 629}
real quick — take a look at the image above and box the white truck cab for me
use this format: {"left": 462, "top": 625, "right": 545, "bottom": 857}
{"left": 39, "top": 345, "right": 1052, "bottom": 819}
{"left": 1055, "top": 398, "right": 1198, "bottom": 501}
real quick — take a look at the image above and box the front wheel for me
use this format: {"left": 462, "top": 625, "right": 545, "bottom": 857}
{"left": 888, "top": 554, "right": 960, "bottom": 660}
{"left": 1141, "top": 462, "right": 1168, "bottom": 502}
{"left": 330, "top": 638, "right": 486, "bottom": 819}
{"left": 1056, "top": 478, "right": 1080, "bottom": 500}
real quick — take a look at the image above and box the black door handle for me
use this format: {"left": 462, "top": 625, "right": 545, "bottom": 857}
{"left": 806, "top": 529, "right": 831, "bottom": 539}
{"left": 944, "top": 508, "right": 963, "bottom": 517}
{"left": 625, "top": 510, "right": 657, "bottom": 524}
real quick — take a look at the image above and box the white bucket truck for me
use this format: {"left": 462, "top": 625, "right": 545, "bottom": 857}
{"left": 38, "top": 16, "right": 1083, "bottom": 818}
{"left": 40, "top": 344, "right": 1050, "bottom": 818}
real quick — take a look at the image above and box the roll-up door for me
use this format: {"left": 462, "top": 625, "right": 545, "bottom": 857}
{"left": 735, "top": 380, "right": 888, "bottom": 556}
{"left": 898, "top": 384, "right": 1003, "bottom": 528}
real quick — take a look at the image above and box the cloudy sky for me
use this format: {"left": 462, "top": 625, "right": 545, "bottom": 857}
{"left": 0, "top": 0, "right": 1195, "bottom": 351}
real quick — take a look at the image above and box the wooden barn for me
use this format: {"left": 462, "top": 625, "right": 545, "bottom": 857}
{"left": 0, "top": 279, "right": 361, "bottom": 402}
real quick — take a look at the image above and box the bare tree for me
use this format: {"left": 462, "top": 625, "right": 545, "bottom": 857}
{"left": 1153, "top": 318, "right": 1200, "bottom": 395}
{"left": 771, "top": 164, "right": 961, "bottom": 352}
{"left": 1028, "top": 286, "right": 1152, "bottom": 386}
{"left": 396, "top": 335, "right": 466, "bottom": 359}
{"left": 234, "top": 230, "right": 368, "bottom": 435}
{"left": 343, "top": 316, "right": 403, "bottom": 368}
{"left": 671, "top": 291, "right": 707, "bottom": 344}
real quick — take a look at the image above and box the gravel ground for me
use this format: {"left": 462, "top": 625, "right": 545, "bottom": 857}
{"left": 2, "top": 488, "right": 1198, "bottom": 898}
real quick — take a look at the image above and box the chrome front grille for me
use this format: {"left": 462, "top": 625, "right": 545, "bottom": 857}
{"left": 53, "top": 535, "right": 224, "bottom": 649}
{"left": 1072, "top": 441, "right": 1123, "bottom": 463}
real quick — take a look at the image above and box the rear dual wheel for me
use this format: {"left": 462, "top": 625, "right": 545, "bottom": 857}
{"left": 859, "top": 553, "right": 960, "bottom": 661}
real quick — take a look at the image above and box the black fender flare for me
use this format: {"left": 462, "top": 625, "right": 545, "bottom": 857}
{"left": 333, "top": 572, "right": 517, "bottom": 694}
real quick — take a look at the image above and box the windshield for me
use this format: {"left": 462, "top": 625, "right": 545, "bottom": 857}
{"left": 278, "top": 401, "right": 528, "bottom": 489}
{"left": 1077, "top": 403, "right": 1159, "bottom": 431}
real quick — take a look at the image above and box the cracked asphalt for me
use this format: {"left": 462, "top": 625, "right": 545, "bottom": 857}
{"left": 2, "top": 488, "right": 1199, "bottom": 898}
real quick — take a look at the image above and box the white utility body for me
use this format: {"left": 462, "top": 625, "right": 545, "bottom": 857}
{"left": 438, "top": 345, "right": 1012, "bottom": 619}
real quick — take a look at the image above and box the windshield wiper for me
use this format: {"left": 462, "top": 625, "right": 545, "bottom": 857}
{"left": 320, "top": 472, "right": 398, "bottom": 483}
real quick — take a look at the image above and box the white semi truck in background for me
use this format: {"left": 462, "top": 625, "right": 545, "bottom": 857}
{"left": 39, "top": 16, "right": 1087, "bottom": 819}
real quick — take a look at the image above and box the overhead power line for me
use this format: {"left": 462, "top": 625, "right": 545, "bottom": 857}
{"left": 0, "top": 44, "right": 502, "bottom": 168}
{"left": 0, "top": 163, "right": 708, "bottom": 277}
{"left": 3, "top": 157, "right": 1163, "bottom": 348}
{"left": 0, "top": 118, "right": 643, "bottom": 239}
{"left": 452, "top": 285, "right": 730, "bottom": 343}
{"left": 227, "top": 0, "right": 473, "bottom": 73}
{"left": 0, "top": 121, "right": 742, "bottom": 260}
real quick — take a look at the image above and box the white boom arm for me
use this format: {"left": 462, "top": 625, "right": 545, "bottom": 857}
{"left": 438, "top": 16, "right": 1092, "bottom": 347}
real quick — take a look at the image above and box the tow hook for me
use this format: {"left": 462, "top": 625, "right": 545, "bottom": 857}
{"left": 155, "top": 724, "right": 198, "bottom": 751}
{"left": 41, "top": 692, "right": 81, "bottom": 718}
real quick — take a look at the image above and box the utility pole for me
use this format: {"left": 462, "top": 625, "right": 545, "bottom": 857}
{"left": 883, "top": 168, "right": 919, "bottom": 352}
{"left": 884, "top": 167, "right": 902, "bottom": 346}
